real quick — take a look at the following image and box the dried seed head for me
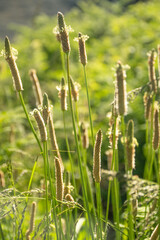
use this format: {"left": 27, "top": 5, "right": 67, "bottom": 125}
{"left": 143, "top": 92, "right": 152, "bottom": 120}
{"left": 33, "top": 109, "right": 47, "bottom": 142}
{"left": 4, "top": 36, "right": 23, "bottom": 92}
{"left": 115, "top": 61, "right": 128, "bottom": 116}
{"left": 42, "top": 93, "right": 50, "bottom": 125}
{"left": 57, "top": 78, "right": 68, "bottom": 111}
{"left": 70, "top": 76, "right": 81, "bottom": 102}
{"left": 49, "top": 113, "right": 64, "bottom": 171}
{"left": 153, "top": 103, "right": 159, "bottom": 150}
{"left": 81, "top": 122, "right": 89, "bottom": 149}
{"left": 93, "top": 129, "right": 103, "bottom": 183}
{"left": 148, "top": 49, "right": 157, "bottom": 93}
{"left": 55, "top": 157, "right": 64, "bottom": 201}
{"left": 105, "top": 149, "right": 113, "bottom": 170}
{"left": 29, "top": 69, "right": 43, "bottom": 107}
{"left": 126, "top": 120, "right": 135, "bottom": 170}
{"left": 0, "top": 170, "right": 5, "bottom": 188}
{"left": 26, "top": 202, "right": 36, "bottom": 240}
{"left": 77, "top": 32, "right": 89, "bottom": 66}
{"left": 57, "top": 12, "right": 70, "bottom": 53}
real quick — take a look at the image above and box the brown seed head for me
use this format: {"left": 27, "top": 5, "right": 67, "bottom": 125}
{"left": 58, "top": 78, "right": 67, "bottom": 111}
{"left": 57, "top": 12, "right": 70, "bottom": 53}
{"left": 93, "top": 129, "right": 103, "bottom": 183}
{"left": 78, "top": 32, "right": 88, "bottom": 66}
{"left": 115, "top": 61, "right": 127, "bottom": 116}
{"left": 29, "top": 69, "right": 43, "bottom": 106}
{"left": 4, "top": 36, "right": 23, "bottom": 92}
{"left": 148, "top": 49, "right": 157, "bottom": 93}
{"left": 70, "top": 76, "right": 80, "bottom": 102}
{"left": 33, "top": 109, "right": 47, "bottom": 142}
{"left": 143, "top": 92, "right": 152, "bottom": 120}
{"left": 55, "top": 157, "right": 64, "bottom": 201}
{"left": 48, "top": 113, "right": 64, "bottom": 171}
{"left": 42, "top": 93, "right": 50, "bottom": 125}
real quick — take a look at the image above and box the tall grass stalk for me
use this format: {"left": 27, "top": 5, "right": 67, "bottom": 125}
{"left": 95, "top": 182, "right": 103, "bottom": 240}
{"left": 105, "top": 117, "right": 117, "bottom": 229}
{"left": 18, "top": 92, "right": 43, "bottom": 153}
{"left": 43, "top": 141, "right": 50, "bottom": 239}
{"left": 62, "top": 111, "right": 76, "bottom": 196}
{"left": 74, "top": 102, "right": 96, "bottom": 217}
{"left": 66, "top": 53, "right": 94, "bottom": 239}
{"left": 144, "top": 119, "right": 149, "bottom": 178}
{"left": 148, "top": 96, "right": 155, "bottom": 180}
{"left": 121, "top": 117, "right": 135, "bottom": 240}
{"left": 83, "top": 66, "right": 94, "bottom": 146}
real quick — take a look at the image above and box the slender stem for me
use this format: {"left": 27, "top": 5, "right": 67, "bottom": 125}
{"left": 18, "top": 91, "right": 43, "bottom": 152}
{"left": 147, "top": 95, "right": 155, "bottom": 180}
{"left": 43, "top": 141, "right": 49, "bottom": 240}
{"left": 66, "top": 53, "right": 94, "bottom": 240}
{"left": 62, "top": 111, "right": 77, "bottom": 196}
{"left": 95, "top": 182, "right": 103, "bottom": 240}
{"left": 144, "top": 120, "right": 149, "bottom": 179}
{"left": 83, "top": 66, "right": 94, "bottom": 146}
{"left": 75, "top": 102, "right": 96, "bottom": 217}
{"left": 45, "top": 141, "right": 59, "bottom": 239}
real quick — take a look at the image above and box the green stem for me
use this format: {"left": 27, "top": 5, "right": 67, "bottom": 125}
{"left": 83, "top": 66, "right": 94, "bottom": 146}
{"left": 43, "top": 141, "right": 49, "bottom": 240}
{"left": 75, "top": 102, "right": 96, "bottom": 218}
{"left": 18, "top": 91, "right": 42, "bottom": 153}
{"left": 66, "top": 53, "right": 94, "bottom": 240}
{"left": 95, "top": 182, "right": 103, "bottom": 240}
{"left": 62, "top": 111, "right": 77, "bottom": 196}
{"left": 144, "top": 120, "right": 149, "bottom": 179}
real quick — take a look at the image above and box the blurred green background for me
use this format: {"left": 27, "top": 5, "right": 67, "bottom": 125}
{"left": 0, "top": 0, "right": 160, "bottom": 189}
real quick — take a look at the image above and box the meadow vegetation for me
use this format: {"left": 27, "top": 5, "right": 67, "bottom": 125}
{"left": 0, "top": 0, "right": 160, "bottom": 239}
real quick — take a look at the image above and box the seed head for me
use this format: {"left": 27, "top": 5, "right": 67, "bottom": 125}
{"left": 148, "top": 49, "right": 157, "bottom": 93}
{"left": 70, "top": 76, "right": 80, "bottom": 102}
{"left": 77, "top": 32, "right": 89, "bottom": 66}
{"left": 29, "top": 69, "right": 43, "bottom": 107}
{"left": 42, "top": 93, "right": 50, "bottom": 125}
{"left": 55, "top": 157, "right": 64, "bottom": 201}
{"left": 93, "top": 129, "right": 103, "bottom": 183}
{"left": 143, "top": 92, "right": 152, "bottom": 120}
{"left": 57, "top": 78, "right": 68, "bottom": 111}
{"left": 57, "top": 12, "right": 70, "bottom": 53}
{"left": 26, "top": 202, "right": 36, "bottom": 240}
{"left": 49, "top": 113, "right": 64, "bottom": 171}
{"left": 33, "top": 109, "right": 47, "bottom": 142}
{"left": 4, "top": 36, "right": 23, "bottom": 92}
{"left": 153, "top": 103, "right": 159, "bottom": 150}
{"left": 115, "top": 61, "right": 128, "bottom": 116}
{"left": 126, "top": 120, "right": 135, "bottom": 170}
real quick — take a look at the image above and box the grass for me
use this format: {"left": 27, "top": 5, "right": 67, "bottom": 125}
{"left": 0, "top": 11, "right": 160, "bottom": 240}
